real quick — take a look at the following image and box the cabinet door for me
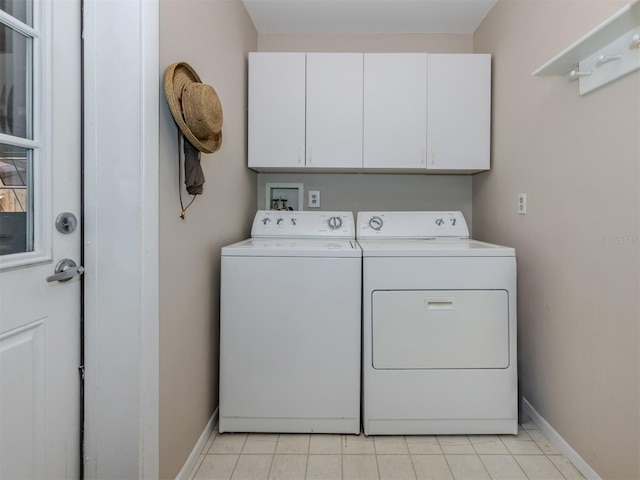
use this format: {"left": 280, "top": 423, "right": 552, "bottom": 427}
{"left": 306, "top": 53, "right": 363, "bottom": 169}
{"left": 248, "top": 53, "right": 306, "bottom": 169}
{"left": 427, "top": 54, "right": 491, "bottom": 171}
{"left": 363, "top": 53, "right": 427, "bottom": 169}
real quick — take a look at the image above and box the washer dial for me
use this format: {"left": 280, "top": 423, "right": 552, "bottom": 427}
{"left": 327, "top": 216, "right": 343, "bottom": 230}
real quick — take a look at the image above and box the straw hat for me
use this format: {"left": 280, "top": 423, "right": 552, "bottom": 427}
{"left": 164, "top": 62, "right": 223, "bottom": 154}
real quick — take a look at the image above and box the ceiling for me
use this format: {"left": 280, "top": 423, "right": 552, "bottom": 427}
{"left": 241, "top": 0, "right": 497, "bottom": 35}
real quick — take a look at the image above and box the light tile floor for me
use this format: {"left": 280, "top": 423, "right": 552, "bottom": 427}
{"left": 188, "top": 418, "right": 585, "bottom": 480}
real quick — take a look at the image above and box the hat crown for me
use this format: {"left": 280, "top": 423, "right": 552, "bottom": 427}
{"left": 182, "top": 83, "right": 223, "bottom": 140}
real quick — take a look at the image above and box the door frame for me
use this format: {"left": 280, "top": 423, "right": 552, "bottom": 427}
{"left": 82, "top": 0, "right": 159, "bottom": 477}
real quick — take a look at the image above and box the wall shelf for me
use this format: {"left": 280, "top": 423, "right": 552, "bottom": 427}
{"left": 533, "top": 0, "right": 640, "bottom": 95}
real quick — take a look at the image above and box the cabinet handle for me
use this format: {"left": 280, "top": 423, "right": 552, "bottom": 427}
{"left": 308, "top": 146, "right": 312, "bottom": 164}
{"left": 298, "top": 146, "right": 303, "bottom": 164}
{"left": 420, "top": 147, "right": 426, "bottom": 165}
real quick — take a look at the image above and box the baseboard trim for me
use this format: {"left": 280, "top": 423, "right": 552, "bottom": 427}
{"left": 521, "top": 398, "right": 602, "bottom": 480}
{"left": 175, "top": 408, "right": 219, "bottom": 480}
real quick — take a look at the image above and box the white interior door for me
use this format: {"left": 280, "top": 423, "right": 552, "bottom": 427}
{"left": 0, "top": 0, "right": 82, "bottom": 477}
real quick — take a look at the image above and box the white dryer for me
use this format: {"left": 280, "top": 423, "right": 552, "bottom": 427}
{"left": 219, "top": 210, "right": 361, "bottom": 434}
{"left": 357, "top": 211, "right": 517, "bottom": 436}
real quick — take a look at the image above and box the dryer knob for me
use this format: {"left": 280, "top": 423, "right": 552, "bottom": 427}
{"left": 369, "top": 216, "right": 383, "bottom": 230}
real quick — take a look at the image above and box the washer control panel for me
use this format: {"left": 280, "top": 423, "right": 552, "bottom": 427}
{"left": 252, "top": 210, "right": 355, "bottom": 238}
{"left": 357, "top": 211, "right": 469, "bottom": 239}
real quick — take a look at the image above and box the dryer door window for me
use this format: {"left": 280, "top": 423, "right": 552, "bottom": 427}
{"left": 372, "top": 290, "right": 509, "bottom": 369}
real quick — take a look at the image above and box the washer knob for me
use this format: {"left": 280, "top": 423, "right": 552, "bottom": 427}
{"left": 369, "top": 216, "right": 383, "bottom": 230}
{"left": 262, "top": 218, "right": 271, "bottom": 225}
{"left": 277, "top": 218, "right": 284, "bottom": 225}
{"left": 327, "top": 216, "right": 343, "bottom": 230}
{"left": 435, "top": 218, "right": 444, "bottom": 226}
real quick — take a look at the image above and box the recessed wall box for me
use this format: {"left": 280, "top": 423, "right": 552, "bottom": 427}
{"left": 265, "top": 183, "right": 304, "bottom": 211}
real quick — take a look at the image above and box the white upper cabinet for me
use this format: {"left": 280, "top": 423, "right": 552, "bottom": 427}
{"left": 363, "top": 53, "right": 427, "bottom": 170}
{"left": 427, "top": 54, "right": 491, "bottom": 172}
{"left": 306, "top": 53, "right": 363, "bottom": 169}
{"left": 248, "top": 52, "right": 363, "bottom": 170}
{"left": 248, "top": 52, "right": 491, "bottom": 173}
{"left": 248, "top": 53, "right": 306, "bottom": 169}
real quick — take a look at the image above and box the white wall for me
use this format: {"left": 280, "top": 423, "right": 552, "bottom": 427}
{"left": 258, "top": 173, "right": 472, "bottom": 225}
{"left": 158, "top": 1, "right": 257, "bottom": 477}
{"left": 259, "top": 32, "right": 472, "bottom": 53}
{"left": 473, "top": 2, "right": 640, "bottom": 479}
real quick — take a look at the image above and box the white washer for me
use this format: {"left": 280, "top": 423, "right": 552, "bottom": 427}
{"left": 219, "top": 210, "right": 361, "bottom": 434}
{"left": 357, "top": 211, "right": 517, "bottom": 436}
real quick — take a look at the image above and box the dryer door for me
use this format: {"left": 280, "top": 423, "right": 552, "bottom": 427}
{"left": 372, "top": 290, "right": 509, "bottom": 369}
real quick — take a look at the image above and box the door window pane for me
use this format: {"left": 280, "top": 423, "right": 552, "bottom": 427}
{"left": 0, "top": 0, "right": 31, "bottom": 26}
{"left": 0, "top": 22, "right": 31, "bottom": 139}
{"left": 0, "top": 143, "right": 31, "bottom": 255}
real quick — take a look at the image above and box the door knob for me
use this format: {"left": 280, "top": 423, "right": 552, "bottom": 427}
{"left": 46, "top": 259, "right": 85, "bottom": 283}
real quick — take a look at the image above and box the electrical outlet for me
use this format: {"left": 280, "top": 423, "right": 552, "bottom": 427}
{"left": 517, "top": 193, "right": 527, "bottom": 214}
{"left": 308, "top": 190, "right": 320, "bottom": 208}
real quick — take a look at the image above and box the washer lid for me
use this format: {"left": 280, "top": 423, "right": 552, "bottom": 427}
{"left": 357, "top": 238, "right": 515, "bottom": 257}
{"left": 222, "top": 238, "right": 362, "bottom": 258}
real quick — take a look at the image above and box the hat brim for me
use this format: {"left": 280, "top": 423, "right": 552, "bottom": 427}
{"left": 164, "top": 62, "right": 222, "bottom": 154}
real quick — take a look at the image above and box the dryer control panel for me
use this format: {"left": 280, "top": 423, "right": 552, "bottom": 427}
{"left": 252, "top": 210, "right": 355, "bottom": 238}
{"left": 357, "top": 211, "right": 469, "bottom": 239}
